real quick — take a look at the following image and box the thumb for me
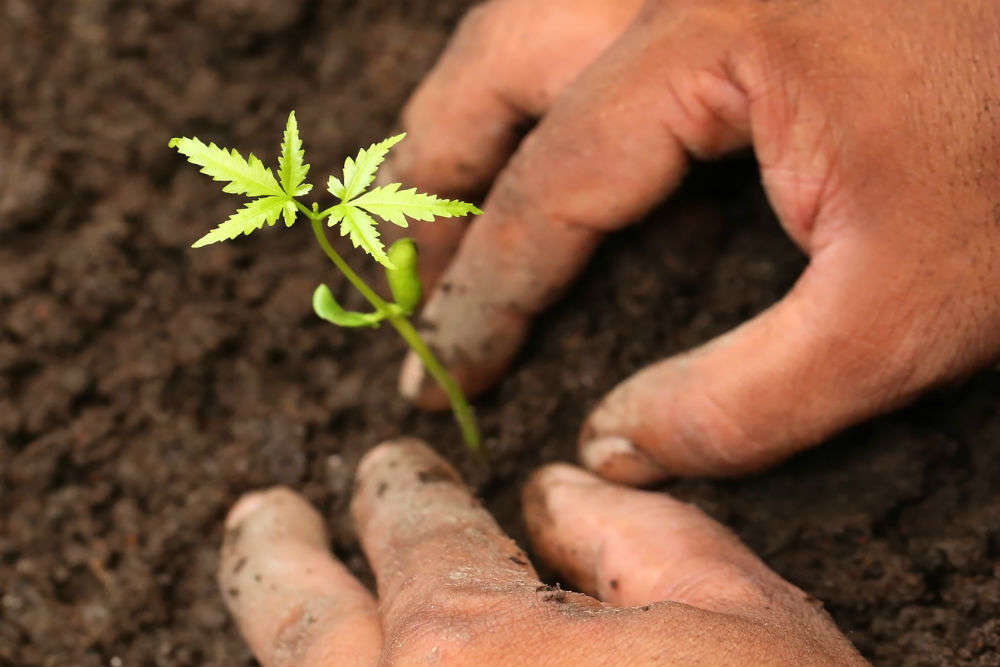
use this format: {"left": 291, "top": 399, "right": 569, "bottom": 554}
{"left": 579, "top": 238, "right": 950, "bottom": 482}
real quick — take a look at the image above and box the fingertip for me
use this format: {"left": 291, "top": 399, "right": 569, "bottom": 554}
{"left": 398, "top": 352, "right": 438, "bottom": 408}
{"left": 522, "top": 466, "right": 798, "bottom": 612}
{"left": 521, "top": 464, "right": 610, "bottom": 593}
{"left": 396, "top": 336, "right": 513, "bottom": 411}
{"left": 398, "top": 350, "right": 471, "bottom": 411}
{"left": 578, "top": 377, "right": 671, "bottom": 486}
{"left": 222, "top": 487, "right": 328, "bottom": 560}
{"left": 352, "top": 437, "right": 540, "bottom": 626}
{"left": 219, "top": 487, "right": 381, "bottom": 667}
{"left": 526, "top": 462, "right": 601, "bottom": 493}
{"left": 225, "top": 490, "right": 271, "bottom": 530}
{"left": 352, "top": 438, "right": 463, "bottom": 526}
{"left": 522, "top": 463, "right": 593, "bottom": 534}
{"left": 578, "top": 435, "right": 669, "bottom": 486}
{"left": 354, "top": 437, "right": 441, "bottom": 486}
{"left": 523, "top": 463, "right": 592, "bottom": 526}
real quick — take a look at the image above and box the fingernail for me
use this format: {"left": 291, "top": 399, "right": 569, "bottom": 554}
{"left": 226, "top": 492, "right": 267, "bottom": 529}
{"left": 398, "top": 351, "right": 426, "bottom": 401}
{"left": 579, "top": 436, "right": 669, "bottom": 486}
{"left": 534, "top": 463, "right": 600, "bottom": 490}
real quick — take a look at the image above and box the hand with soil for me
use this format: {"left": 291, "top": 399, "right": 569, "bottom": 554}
{"left": 219, "top": 439, "right": 868, "bottom": 666}
{"left": 387, "top": 0, "right": 1000, "bottom": 480}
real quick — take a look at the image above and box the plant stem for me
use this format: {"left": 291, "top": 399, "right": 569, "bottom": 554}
{"left": 386, "top": 315, "right": 482, "bottom": 455}
{"left": 305, "top": 209, "right": 482, "bottom": 454}
{"left": 303, "top": 203, "right": 390, "bottom": 311}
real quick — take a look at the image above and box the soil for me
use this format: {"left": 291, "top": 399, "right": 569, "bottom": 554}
{"left": 1, "top": 2, "right": 998, "bottom": 666}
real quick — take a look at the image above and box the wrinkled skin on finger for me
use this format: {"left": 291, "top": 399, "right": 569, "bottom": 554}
{"left": 219, "top": 439, "right": 868, "bottom": 666}
{"left": 390, "top": 0, "right": 1000, "bottom": 482}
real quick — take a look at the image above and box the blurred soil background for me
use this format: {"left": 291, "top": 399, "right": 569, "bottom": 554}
{"left": 1, "top": 1, "right": 998, "bottom": 665}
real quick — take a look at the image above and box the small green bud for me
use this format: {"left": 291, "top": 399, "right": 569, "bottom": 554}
{"left": 386, "top": 238, "right": 422, "bottom": 315}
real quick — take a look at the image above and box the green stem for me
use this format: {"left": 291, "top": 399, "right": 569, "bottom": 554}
{"left": 306, "top": 211, "right": 482, "bottom": 455}
{"left": 386, "top": 315, "right": 482, "bottom": 455}
{"left": 305, "top": 204, "right": 389, "bottom": 311}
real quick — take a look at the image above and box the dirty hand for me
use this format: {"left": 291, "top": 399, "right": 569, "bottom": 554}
{"left": 389, "top": 0, "right": 1000, "bottom": 481}
{"left": 219, "top": 439, "right": 867, "bottom": 666}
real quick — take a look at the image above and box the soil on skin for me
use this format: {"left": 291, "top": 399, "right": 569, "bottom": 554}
{"left": 1, "top": 2, "right": 998, "bottom": 666}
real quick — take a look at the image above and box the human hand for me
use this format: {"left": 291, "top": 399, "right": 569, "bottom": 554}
{"left": 388, "top": 0, "right": 1000, "bottom": 481}
{"left": 219, "top": 439, "right": 868, "bottom": 666}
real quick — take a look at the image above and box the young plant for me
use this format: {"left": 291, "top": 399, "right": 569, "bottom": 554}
{"left": 169, "top": 112, "right": 483, "bottom": 452}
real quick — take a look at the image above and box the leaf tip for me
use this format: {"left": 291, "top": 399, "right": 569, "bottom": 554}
{"left": 312, "top": 283, "right": 332, "bottom": 307}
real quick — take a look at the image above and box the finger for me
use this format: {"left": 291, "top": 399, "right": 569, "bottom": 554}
{"left": 578, "top": 236, "right": 946, "bottom": 482}
{"left": 524, "top": 464, "right": 806, "bottom": 614}
{"left": 522, "top": 464, "right": 870, "bottom": 666}
{"left": 400, "top": 15, "right": 752, "bottom": 407}
{"left": 220, "top": 488, "right": 380, "bottom": 667}
{"left": 351, "top": 439, "right": 565, "bottom": 661}
{"left": 385, "top": 0, "right": 643, "bottom": 289}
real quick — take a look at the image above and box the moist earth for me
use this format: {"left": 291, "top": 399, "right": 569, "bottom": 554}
{"left": 1, "top": 2, "right": 998, "bottom": 666}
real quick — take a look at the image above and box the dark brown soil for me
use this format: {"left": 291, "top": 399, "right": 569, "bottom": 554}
{"left": 1, "top": 2, "right": 998, "bottom": 666}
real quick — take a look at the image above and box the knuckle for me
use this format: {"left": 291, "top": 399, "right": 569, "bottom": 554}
{"left": 268, "top": 600, "right": 335, "bottom": 667}
{"left": 383, "top": 585, "right": 528, "bottom": 665}
{"left": 382, "top": 616, "right": 468, "bottom": 666}
{"left": 659, "top": 562, "right": 772, "bottom": 609}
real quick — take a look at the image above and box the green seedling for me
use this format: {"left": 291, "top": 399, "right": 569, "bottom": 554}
{"left": 170, "top": 111, "right": 483, "bottom": 452}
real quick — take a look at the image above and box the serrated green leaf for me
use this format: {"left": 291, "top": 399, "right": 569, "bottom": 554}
{"left": 281, "top": 200, "right": 298, "bottom": 227}
{"left": 351, "top": 183, "right": 482, "bottom": 227}
{"left": 192, "top": 196, "right": 285, "bottom": 248}
{"left": 327, "top": 174, "right": 345, "bottom": 199}
{"left": 169, "top": 137, "right": 283, "bottom": 198}
{"left": 330, "top": 133, "right": 406, "bottom": 202}
{"left": 329, "top": 204, "right": 394, "bottom": 268}
{"left": 278, "top": 111, "right": 312, "bottom": 199}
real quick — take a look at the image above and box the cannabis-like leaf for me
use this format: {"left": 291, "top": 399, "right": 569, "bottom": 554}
{"left": 352, "top": 183, "right": 480, "bottom": 227}
{"left": 277, "top": 111, "right": 312, "bottom": 226}
{"left": 170, "top": 113, "right": 315, "bottom": 247}
{"left": 325, "top": 137, "right": 481, "bottom": 268}
{"left": 171, "top": 112, "right": 480, "bottom": 262}
{"left": 170, "top": 111, "right": 484, "bottom": 451}
{"left": 329, "top": 203, "right": 392, "bottom": 267}
{"left": 168, "top": 137, "right": 283, "bottom": 198}
{"left": 191, "top": 196, "right": 286, "bottom": 248}
{"left": 168, "top": 137, "right": 291, "bottom": 248}
{"left": 328, "top": 134, "right": 405, "bottom": 202}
